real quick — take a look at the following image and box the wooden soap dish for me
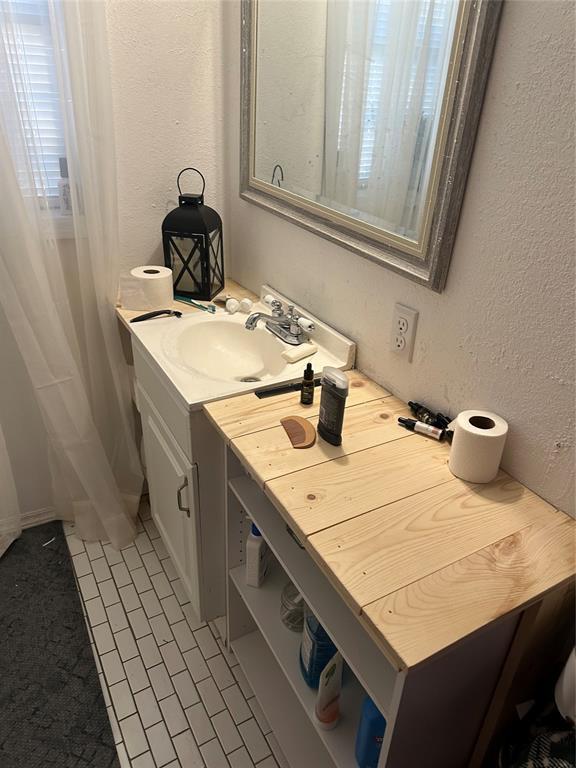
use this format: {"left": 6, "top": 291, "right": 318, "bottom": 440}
{"left": 280, "top": 416, "right": 316, "bottom": 449}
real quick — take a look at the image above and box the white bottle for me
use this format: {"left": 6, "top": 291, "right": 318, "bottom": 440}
{"left": 245, "top": 523, "right": 268, "bottom": 587}
{"left": 315, "top": 651, "right": 343, "bottom": 730}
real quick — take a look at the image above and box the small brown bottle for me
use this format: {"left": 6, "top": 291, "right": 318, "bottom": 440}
{"left": 300, "top": 362, "right": 315, "bottom": 405}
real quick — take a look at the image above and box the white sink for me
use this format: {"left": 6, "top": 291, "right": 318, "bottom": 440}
{"left": 129, "top": 285, "right": 356, "bottom": 408}
{"left": 163, "top": 319, "right": 288, "bottom": 382}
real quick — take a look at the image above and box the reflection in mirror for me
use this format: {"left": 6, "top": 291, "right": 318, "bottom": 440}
{"left": 242, "top": 0, "right": 502, "bottom": 290}
{"left": 254, "top": 0, "right": 460, "bottom": 243}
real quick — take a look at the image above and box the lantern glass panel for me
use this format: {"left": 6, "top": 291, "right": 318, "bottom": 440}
{"left": 167, "top": 234, "right": 205, "bottom": 295}
{"left": 209, "top": 229, "right": 224, "bottom": 296}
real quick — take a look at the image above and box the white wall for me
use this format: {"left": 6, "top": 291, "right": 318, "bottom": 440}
{"left": 105, "top": 0, "right": 226, "bottom": 276}
{"left": 223, "top": 0, "right": 575, "bottom": 515}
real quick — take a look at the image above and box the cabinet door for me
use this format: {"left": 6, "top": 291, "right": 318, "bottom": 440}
{"left": 142, "top": 407, "right": 202, "bottom": 618}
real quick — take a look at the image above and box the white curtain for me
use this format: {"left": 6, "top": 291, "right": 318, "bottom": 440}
{"left": 0, "top": 421, "right": 20, "bottom": 558}
{"left": 0, "top": 0, "right": 143, "bottom": 549}
{"left": 323, "top": 0, "right": 459, "bottom": 239}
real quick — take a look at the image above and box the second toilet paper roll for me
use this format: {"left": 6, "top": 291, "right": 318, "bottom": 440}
{"left": 120, "top": 266, "right": 174, "bottom": 310}
{"left": 448, "top": 410, "right": 508, "bottom": 483}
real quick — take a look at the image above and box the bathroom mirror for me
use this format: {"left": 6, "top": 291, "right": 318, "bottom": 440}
{"left": 240, "top": 0, "right": 502, "bottom": 291}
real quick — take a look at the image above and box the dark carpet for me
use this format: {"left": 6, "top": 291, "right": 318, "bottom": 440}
{"left": 0, "top": 521, "right": 120, "bottom": 768}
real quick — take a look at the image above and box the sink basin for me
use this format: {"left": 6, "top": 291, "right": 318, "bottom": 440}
{"left": 163, "top": 319, "right": 289, "bottom": 382}
{"left": 129, "top": 285, "right": 356, "bottom": 408}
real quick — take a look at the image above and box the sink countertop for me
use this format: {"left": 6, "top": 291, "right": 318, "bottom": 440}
{"left": 116, "top": 278, "right": 257, "bottom": 329}
{"left": 204, "top": 376, "right": 575, "bottom": 670}
{"left": 116, "top": 278, "right": 355, "bottom": 410}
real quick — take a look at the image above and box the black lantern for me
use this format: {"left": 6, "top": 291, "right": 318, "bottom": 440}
{"left": 162, "top": 168, "right": 224, "bottom": 301}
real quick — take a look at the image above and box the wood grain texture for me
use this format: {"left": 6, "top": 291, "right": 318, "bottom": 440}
{"left": 280, "top": 416, "right": 317, "bottom": 449}
{"left": 116, "top": 279, "right": 257, "bottom": 329}
{"left": 207, "top": 366, "right": 575, "bottom": 668}
{"left": 232, "top": 397, "right": 411, "bottom": 486}
{"left": 362, "top": 516, "right": 576, "bottom": 668}
{"left": 307, "top": 473, "right": 559, "bottom": 611}
{"left": 265, "top": 436, "right": 452, "bottom": 538}
{"left": 204, "top": 370, "right": 389, "bottom": 442}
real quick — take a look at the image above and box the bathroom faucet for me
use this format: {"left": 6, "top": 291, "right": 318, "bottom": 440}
{"left": 245, "top": 299, "right": 315, "bottom": 346}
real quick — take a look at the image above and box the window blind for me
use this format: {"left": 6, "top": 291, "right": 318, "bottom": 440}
{"left": 358, "top": 0, "right": 455, "bottom": 182}
{"left": 1, "top": 0, "right": 65, "bottom": 198}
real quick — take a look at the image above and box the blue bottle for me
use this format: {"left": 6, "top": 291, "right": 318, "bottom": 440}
{"left": 299, "top": 611, "right": 337, "bottom": 689}
{"left": 355, "top": 696, "right": 386, "bottom": 768}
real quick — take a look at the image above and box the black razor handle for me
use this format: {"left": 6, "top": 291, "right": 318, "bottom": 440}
{"left": 130, "top": 309, "right": 182, "bottom": 323}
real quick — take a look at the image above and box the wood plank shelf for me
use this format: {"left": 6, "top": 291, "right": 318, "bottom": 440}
{"left": 207, "top": 384, "right": 574, "bottom": 670}
{"left": 212, "top": 364, "right": 575, "bottom": 767}
{"left": 230, "top": 562, "right": 364, "bottom": 768}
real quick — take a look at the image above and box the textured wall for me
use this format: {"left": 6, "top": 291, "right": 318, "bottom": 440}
{"left": 105, "top": 0, "right": 226, "bottom": 276}
{"left": 223, "top": 0, "right": 575, "bottom": 514}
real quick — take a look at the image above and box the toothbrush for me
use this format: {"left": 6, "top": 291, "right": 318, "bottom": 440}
{"left": 174, "top": 294, "right": 216, "bottom": 313}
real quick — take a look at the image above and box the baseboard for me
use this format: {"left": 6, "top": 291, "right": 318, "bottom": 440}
{"left": 21, "top": 507, "right": 56, "bottom": 530}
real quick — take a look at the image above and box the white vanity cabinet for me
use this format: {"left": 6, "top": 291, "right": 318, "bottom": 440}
{"left": 139, "top": 390, "right": 201, "bottom": 614}
{"left": 122, "top": 282, "right": 356, "bottom": 625}
{"left": 133, "top": 340, "right": 228, "bottom": 623}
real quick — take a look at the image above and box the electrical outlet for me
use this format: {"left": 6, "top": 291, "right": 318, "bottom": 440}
{"left": 391, "top": 303, "right": 418, "bottom": 362}
{"left": 396, "top": 316, "right": 409, "bottom": 334}
{"left": 393, "top": 335, "right": 406, "bottom": 352}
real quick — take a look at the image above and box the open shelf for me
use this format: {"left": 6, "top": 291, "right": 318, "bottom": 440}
{"left": 230, "top": 561, "right": 364, "bottom": 768}
{"left": 232, "top": 630, "right": 335, "bottom": 768}
{"left": 228, "top": 475, "right": 398, "bottom": 718}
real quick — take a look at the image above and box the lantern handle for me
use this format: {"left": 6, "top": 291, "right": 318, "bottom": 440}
{"left": 177, "top": 167, "right": 206, "bottom": 197}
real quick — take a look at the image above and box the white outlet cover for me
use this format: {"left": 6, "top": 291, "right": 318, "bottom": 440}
{"left": 391, "top": 303, "right": 419, "bottom": 362}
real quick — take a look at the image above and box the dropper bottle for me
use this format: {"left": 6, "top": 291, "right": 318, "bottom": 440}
{"left": 300, "top": 362, "right": 315, "bottom": 405}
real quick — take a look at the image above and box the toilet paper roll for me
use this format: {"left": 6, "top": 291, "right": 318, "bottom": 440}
{"left": 448, "top": 410, "right": 508, "bottom": 484}
{"left": 120, "top": 266, "right": 173, "bottom": 310}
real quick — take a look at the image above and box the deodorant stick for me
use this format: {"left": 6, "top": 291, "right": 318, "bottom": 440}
{"left": 318, "top": 367, "right": 349, "bottom": 446}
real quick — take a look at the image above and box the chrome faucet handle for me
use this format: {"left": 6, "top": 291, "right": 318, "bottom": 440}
{"left": 284, "top": 305, "right": 304, "bottom": 336}
{"left": 263, "top": 294, "right": 284, "bottom": 316}
{"left": 269, "top": 299, "right": 283, "bottom": 316}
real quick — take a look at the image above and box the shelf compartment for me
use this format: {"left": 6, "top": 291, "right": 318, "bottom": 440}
{"left": 228, "top": 475, "right": 399, "bottom": 718}
{"left": 230, "top": 561, "right": 364, "bottom": 768}
{"left": 232, "top": 630, "right": 335, "bottom": 768}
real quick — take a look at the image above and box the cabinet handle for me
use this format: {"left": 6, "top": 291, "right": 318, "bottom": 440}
{"left": 177, "top": 477, "right": 190, "bottom": 517}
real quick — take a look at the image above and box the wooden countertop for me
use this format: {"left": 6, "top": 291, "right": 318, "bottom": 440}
{"left": 204, "top": 371, "right": 575, "bottom": 670}
{"left": 116, "top": 279, "right": 257, "bottom": 329}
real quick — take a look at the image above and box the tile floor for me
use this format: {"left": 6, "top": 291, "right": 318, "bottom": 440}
{"left": 65, "top": 501, "right": 288, "bottom": 768}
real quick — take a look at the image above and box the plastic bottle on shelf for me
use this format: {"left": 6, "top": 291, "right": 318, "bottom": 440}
{"left": 245, "top": 523, "right": 269, "bottom": 587}
{"left": 315, "top": 652, "right": 343, "bottom": 730}
{"left": 355, "top": 696, "right": 387, "bottom": 768}
{"left": 299, "top": 609, "right": 337, "bottom": 689}
{"left": 280, "top": 581, "right": 305, "bottom": 632}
